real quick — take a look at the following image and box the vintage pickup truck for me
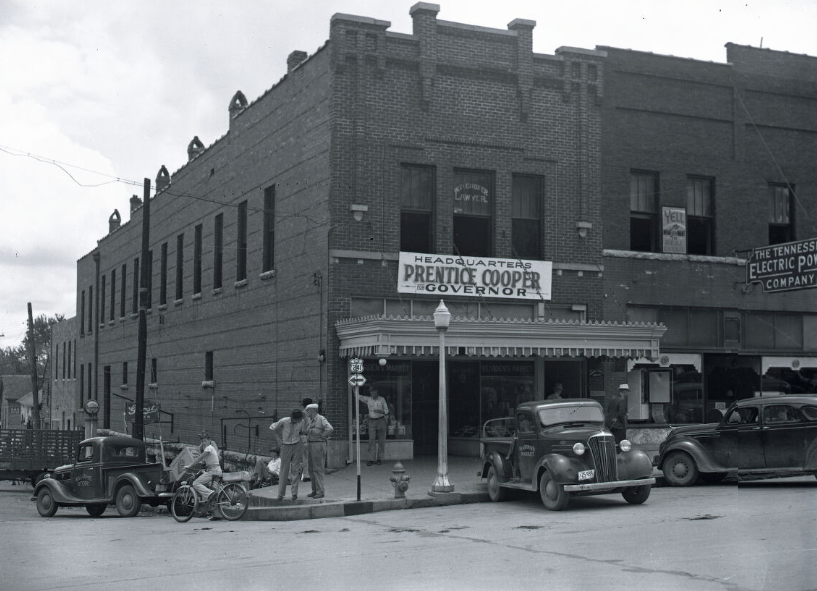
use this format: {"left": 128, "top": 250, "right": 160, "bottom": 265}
{"left": 480, "top": 399, "right": 655, "bottom": 510}
{"left": 32, "top": 436, "right": 173, "bottom": 517}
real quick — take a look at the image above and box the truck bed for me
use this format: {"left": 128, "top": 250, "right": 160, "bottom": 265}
{"left": 0, "top": 429, "right": 83, "bottom": 474}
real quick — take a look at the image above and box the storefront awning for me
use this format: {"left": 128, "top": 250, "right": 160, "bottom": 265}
{"left": 762, "top": 356, "right": 817, "bottom": 374}
{"left": 335, "top": 316, "right": 667, "bottom": 359}
{"left": 627, "top": 353, "right": 702, "bottom": 372}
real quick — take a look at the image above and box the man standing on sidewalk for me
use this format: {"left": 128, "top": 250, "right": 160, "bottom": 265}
{"left": 304, "top": 403, "right": 333, "bottom": 499}
{"left": 359, "top": 387, "right": 389, "bottom": 465}
{"left": 270, "top": 409, "right": 306, "bottom": 501}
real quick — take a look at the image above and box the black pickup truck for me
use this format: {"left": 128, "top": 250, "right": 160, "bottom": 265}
{"left": 480, "top": 399, "right": 655, "bottom": 510}
{"left": 32, "top": 436, "right": 173, "bottom": 517}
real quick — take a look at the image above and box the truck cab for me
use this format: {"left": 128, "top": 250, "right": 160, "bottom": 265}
{"left": 480, "top": 399, "right": 655, "bottom": 510}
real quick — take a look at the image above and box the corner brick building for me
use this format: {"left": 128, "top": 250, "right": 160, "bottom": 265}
{"left": 58, "top": 5, "right": 817, "bottom": 467}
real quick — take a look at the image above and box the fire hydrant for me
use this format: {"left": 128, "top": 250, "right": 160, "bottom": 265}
{"left": 390, "top": 461, "right": 411, "bottom": 499}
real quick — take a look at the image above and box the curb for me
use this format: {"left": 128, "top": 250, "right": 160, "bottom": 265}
{"left": 243, "top": 489, "right": 490, "bottom": 521}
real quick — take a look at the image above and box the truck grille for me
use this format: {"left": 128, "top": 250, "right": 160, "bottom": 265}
{"left": 588, "top": 435, "right": 618, "bottom": 482}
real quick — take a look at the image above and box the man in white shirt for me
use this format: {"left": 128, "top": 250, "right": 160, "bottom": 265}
{"left": 250, "top": 448, "right": 281, "bottom": 488}
{"left": 359, "top": 387, "right": 389, "bottom": 466}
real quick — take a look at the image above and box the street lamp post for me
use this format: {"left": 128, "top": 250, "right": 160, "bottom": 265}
{"left": 431, "top": 300, "right": 454, "bottom": 494}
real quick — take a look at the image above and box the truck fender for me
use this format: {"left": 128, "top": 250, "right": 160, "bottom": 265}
{"left": 616, "top": 449, "right": 654, "bottom": 480}
{"left": 659, "top": 439, "right": 727, "bottom": 473}
{"left": 481, "top": 451, "right": 512, "bottom": 481}
{"left": 33, "top": 479, "right": 83, "bottom": 505}
{"left": 112, "top": 473, "right": 155, "bottom": 498}
{"left": 538, "top": 454, "right": 576, "bottom": 486}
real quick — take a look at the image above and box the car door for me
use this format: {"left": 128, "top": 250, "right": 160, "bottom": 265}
{"left": 514, "top": 411, "right": 537, "bottom": 482}
{"left": 762, "top": 404, "right": 805, "bottom": 469}
{"left": 70, "top": 442, "right": 102, "bottom": 500}
{"left": 718, "top": 405, "right": 765, "bottom": 470}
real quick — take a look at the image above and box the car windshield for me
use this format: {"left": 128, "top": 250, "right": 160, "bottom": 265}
{"left": 538, "top": 404, "right": 604, "bottom": 427}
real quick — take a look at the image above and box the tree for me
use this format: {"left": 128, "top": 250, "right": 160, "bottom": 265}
{"left": 0, "top": 345, "right": 27, "bottom": 375}
{"left": 22, "top": 313, "right": 64, "bottom": 378}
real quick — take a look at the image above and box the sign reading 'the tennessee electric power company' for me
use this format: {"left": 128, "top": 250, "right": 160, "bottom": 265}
{"left": 746, "top": 237, "right": 817, "bottom": 293}
{"left": 398, "top": 252, "right": 552, "bottom": 300}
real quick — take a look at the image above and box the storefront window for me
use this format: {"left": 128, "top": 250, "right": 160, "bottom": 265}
{"left": 666, "top": 365, "right": 704, "bottom": 424}
{"left": 480, "top": 361, "right": 535, "bottom": 426}
{"left": 355, "top": 361, "right": 412, "bottom": 440}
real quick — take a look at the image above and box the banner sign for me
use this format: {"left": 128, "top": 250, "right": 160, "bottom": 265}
{"left": 662, "top": 207, "right": 687, "bottom": 254}
{"left": 398, "top": 251, "right": 552, "bottom": 300}
{"left": 126, "top": 402, "right": 161, "bottom": 424}
{"left": 746, "top": 237, "right": 817, "bottom": 293}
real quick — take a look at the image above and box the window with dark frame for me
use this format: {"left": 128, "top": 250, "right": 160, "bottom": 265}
{"left": 176, "top": 233, "right": 184, "bottom": 300}
{"left": 263, "top": 186, "right": 275, "bottom": 272}
{"left": 68, "top": 341, "right": 72, "bottom": 379}
{"left": 120, "top": 264, "right": 126, "bottom": 318}
{"left": 88, "top": 285, "right": 93, "bottom": 333}
{"left": 512, "top": 174, "right": 544, "bottom": 259}
{"left": 214, "top": 213, "right": 223, "bottom": 289}
{"left": 400, "top": 165, "right": 435, "bottom": 253}
{"left": 237, "top": 201, "right": 248, "bottom": 281}
{"left": 80, "top": 290, "right": 85, "bottom": 336}
{"left": 205, "top": 351, "right": 214, "bottom": 381}
{"left": 88, "top": 362, "right": 92, "bottom": 400}
{"left": 630, "top": 172, "right": 659, "bottom": 252}
{"left": 194, "top": 224, "right": 203, "bottom": 294}
{"left": 109, "top": 268, "right": 116, "bottom": 321}
{"left": 160, "top": 242, "right": 168, "bottom": 306}
{"left": 132, "top": 257, "right": 139, "bottom": 314}
{"left": 453, "top": 169, "right": 493, "bottom": 257}
{"left": 100, "top": 275, "right": 106, "bottom": 325}
{"left": 769, "top": 183, "right": 795, "bottom": 245}
{"left": 62, "top": 342, "right": 66, "bottom": 379}
{"left": 73, "top": 339, "right": 76, "bottom": 377}
{"left": 686, "top": 177, "right": 714, "bottom": 255}
{"left": 55, "top": 343, "right": 59, "bottom": 380}
{"left": 80, "top": 365, "right": 84, "bottom": 405}
{"left": 146, "top": 250, "right": 153, "bottom": 309}
{"left": 122, "top": 361, "right": 128, "bottom": 385}
{"left": 151, "top": 358, "right": 158, "bottom": 384}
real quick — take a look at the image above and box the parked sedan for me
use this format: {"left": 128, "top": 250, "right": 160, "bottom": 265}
{"left": 656, "top": 395, "right": 817, "bottom": 486}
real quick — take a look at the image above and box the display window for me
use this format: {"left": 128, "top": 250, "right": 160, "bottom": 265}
{"left": 353, "top": 361, "right": 412, "bottom": 440}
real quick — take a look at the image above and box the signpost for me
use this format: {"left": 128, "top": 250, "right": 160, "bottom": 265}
{"left": 746, "top": 237, "right": 817, "bottom": 293}
{"left": 349, "top": 357, "right": 364, "bottom": 500}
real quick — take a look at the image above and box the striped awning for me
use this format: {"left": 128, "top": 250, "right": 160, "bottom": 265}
{"left": 335, "top": 316, "right": 666, "bottom": 359}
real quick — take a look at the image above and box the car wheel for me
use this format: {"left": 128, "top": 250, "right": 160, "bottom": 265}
{"left": 31, "top": 472, "right": 47, "bottom": 487}
{"left": 86, "top": 504, "right": 106, "bottom": 517}
{"left": 662, "top": 451, "right": 699, "bottom": 487}
{"left": 699, "top": 472, "right": 726, "bottom": 485}
{"left": 622, "top": 484, "right": 651, "bottom": 505}
{"left": 486, "top": 465, "right": 507, "bottom": 502}
{"left": 36, "top": 488, "right": 58, "bottom": 517}
{"left": 115, "top": 484, "right": 141, "bottom": 517}
{"left": 539, "top": 471, "right": 570, "bottom": 511}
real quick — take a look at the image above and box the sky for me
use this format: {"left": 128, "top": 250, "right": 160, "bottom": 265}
{"left": 1, "top": 0, "right": 817, "bottom": 348}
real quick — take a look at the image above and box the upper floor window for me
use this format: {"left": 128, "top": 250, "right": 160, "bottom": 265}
{"left": 512, "top": 174, "right": 544, "bottom": 259}
{"left": 400, "top": 165, "right": 435, "bottom": 253}
{"left": 769, "top": 183, "right": 794, "bottom": 245}
{"left": 686, "top": 177, "right": 714, "bottom": 255}
{"left": 109, "top": 268, "right": 116, "bottom": 321}
{"left": 194, "top": 224, "right": 203, "bottom": 294}
{"left": 80, "top": 290, "right": 86, "bottom": 336}
{"left": 236, "top": 201, "right": 248, "bottom": 281}
{"left": 160, "top": 242, "right": 168, "bottom": 306}
{"left": 88, "top": 285, "right": 93, "bottom": 333}
{"left": 100, "top": 275, "right": 106, "bottom": 325}
{"left": 214, "top": 213, "right": 224, "bottom": 289}
{"left": 630, "top": 171, "right": 659, "bottom": 252}
{"left": 120, "top": 264, "right": 127, "bottom": 318}
{"left": 263, "top": 186, "right": 275, "bottom": 272}
{"left": 175, "top": 234, "right": 184, "bottom": 301}
{"left": 132, "top": 258, "right": 139, "bottom": 314}
{"left": 453, "top": 169, "right": 493, "bottom": 257}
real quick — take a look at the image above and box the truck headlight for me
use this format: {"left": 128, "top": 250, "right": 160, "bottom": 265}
{"left": 572, "top": 442, "right": 586, "bottom": 456}
{"left": 619, "top": 439, "right": 632, "bottom": 452}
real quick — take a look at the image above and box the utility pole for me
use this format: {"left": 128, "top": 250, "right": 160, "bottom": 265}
{"left": 27, "top": 303, "right": 40, "bottom": 429}
{"left": 134, "top": 178, "right": 151, "bottom": 440}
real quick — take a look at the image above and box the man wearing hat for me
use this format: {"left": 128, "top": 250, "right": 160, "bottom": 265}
{"left": 304, "top": 403, "right": 333, "bottom": 499}
{"left": 605, "top": 384, "right": 630, "bottom": 444}
{"left": 269, "top": 409, "right": 307, "bottom": 501}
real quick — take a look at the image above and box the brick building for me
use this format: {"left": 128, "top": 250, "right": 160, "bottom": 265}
{"left": 64, "top": 4, "right": 665, "bottom": 466}
{"left": 50, "top": 317, "right": 78, "bottom": 429}
{"left": 600, "top": 44, "right": 817, "bottom": 445}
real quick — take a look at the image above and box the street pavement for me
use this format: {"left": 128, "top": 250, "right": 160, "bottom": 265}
{"left": 245, "top": 454, "right": 667, "bottom": 520}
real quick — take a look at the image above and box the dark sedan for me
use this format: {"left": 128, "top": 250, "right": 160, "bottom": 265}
{"left": 657, "top": 395, "right": 817, "bottom": 486}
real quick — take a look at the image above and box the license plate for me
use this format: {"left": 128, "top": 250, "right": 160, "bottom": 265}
{"left": 578, "top": 470, "right": 594, "bottom": 481}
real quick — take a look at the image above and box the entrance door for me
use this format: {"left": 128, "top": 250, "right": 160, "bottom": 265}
{"left": 70, "top": 442, "right": 102, "bottom": 500}
{"left": 411, "top": 362, "right": 439, "bottom": 455}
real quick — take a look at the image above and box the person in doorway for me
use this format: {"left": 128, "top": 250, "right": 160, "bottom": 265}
{"left": 304, "top": 403, "right": 333, "bottom": 499}
{"left": 547, "top": 383, "right": 564, "bottom": 400}
{"left": 269, "top": 409, "right": 306, "bottom": 501}
{"left": 250, "top": 447, "right": 281, "bottom": 489}
{"left": 359, "top": 387, "right": 389, "bottom": 465}
{"left": 184, "top": 431, "right": 223, "bottom": 519}
{"left": 605, "top": 384, "right": 629, "bottom": 444}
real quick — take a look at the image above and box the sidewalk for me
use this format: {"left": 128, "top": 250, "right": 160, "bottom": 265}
{"left": 245, "top": 455, "right": 490, "bottom": 521}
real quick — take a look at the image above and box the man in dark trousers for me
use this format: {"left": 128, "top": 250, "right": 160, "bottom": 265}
{"left": 605, "top": 383, "right": 629, "bottom": 444}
